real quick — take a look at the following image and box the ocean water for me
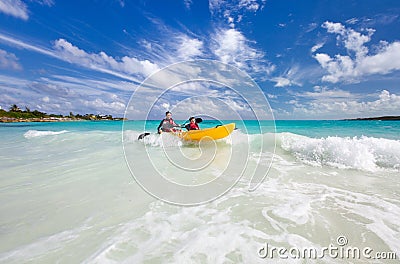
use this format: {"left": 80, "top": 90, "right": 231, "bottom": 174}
{"left": 0, "top": 120, "right": 399, "bottom": 263}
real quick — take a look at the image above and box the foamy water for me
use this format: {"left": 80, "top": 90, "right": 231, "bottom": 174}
{"left": 24, "top": 129, "right": 69, "bottom": 138}
{"left": 0, "top": 121, "right": 399, "bottom": 263}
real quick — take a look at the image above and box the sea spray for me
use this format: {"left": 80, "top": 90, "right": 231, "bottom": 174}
{"left": 24, "top": 130, "right": 69, "bottom": 138}
{"left": 280, "top": 132, "right": 400, "bottom": 171}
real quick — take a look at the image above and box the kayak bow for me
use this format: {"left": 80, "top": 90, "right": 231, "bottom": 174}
{"left": 177, "top": 123, "right": 235, "bottom": 141}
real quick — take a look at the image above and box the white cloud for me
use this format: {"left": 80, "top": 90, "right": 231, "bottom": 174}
{"left": 313, "top": 21, "right": 400, "bottom": 83}
{"left": 0, "top": 0, "right": 28, "bottom": 20}
{"left": 32, "top": 0, "right": 54, "bottom": 6}
{"left": 290, "top": 88, "right": 400, "bottom": 119}
{"left": 209, "top": 0, "right": 226, "bottom": 14}
{"left": 176, "top": 35, "right": 203, "bottom": 60}
{"left": 0, "top": 33, "right": 55, "bottom": 57}
{"left": 209, "top": 0, "right": 266, "bottom": 27}
{"left": 210, "top": 0, "right": 265, "bottom": 13}
{"left": 271, "top": 66, "right": 303, "bottom": 87}
{"left": 238, "top": 0, "right": 261, "bottom": 12}
{"left": 306, "top": 22, "right": 318, "bottom": 32}
{"left": 311, "top": 42, "right": 324, "bottom": 53}
{"left": 171, "top": 97, "right": 249, "bottom": 120}
{"left": 272, "top": 77, "right": 291, "bottom": 87}
{"left": 81, "top": 98, "right": 126, "bottom": 113}
{"left": 212, "top": 28, "right": 274, "bottom": 74}
{"left": 183, "top": 0, "right": 192, "bottom": 9}
{"left": 0, "top": 72, "right": 132, "bottom": 115}
{"left": 346, "top": 18, "right": 359, "bottom": 25}
{"left": 0, "top": 34, "right": 154, "bottom": 82}
{"left": 0, "top": 49, "right": 22, "bottom": 70}
{"left": 0, "top": 0, "right": 54, "bottom": 20}
{"left": 296, "top": 86, "right": 356, "bottom": 100}
{"left": 53, "top": 39, "right": 159, "bottom": 78}
{"left": 161, "top": 102, "right": 170, "bottom": 110}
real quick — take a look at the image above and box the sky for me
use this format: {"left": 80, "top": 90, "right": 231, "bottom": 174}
{"left": 0, "top": 0, "right": 399, "bottom": 119}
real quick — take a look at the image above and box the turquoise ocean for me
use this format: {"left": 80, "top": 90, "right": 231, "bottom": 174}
{"left": 0, "top": 120, "right": 399, "bottom": 263}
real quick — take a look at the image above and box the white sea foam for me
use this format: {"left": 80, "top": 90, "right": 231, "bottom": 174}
{"left": 279, "top": 132, "right": 400, "bottom": 171}
{"left": 3, "top": 124, "right": 400, "bottom": 262}
{"left": 124, "top": 130, "right": 183, "bottom": 147}
{"left": 23, "top": 130, "right": 69, "bottom": 138}
{"left": 115, "top": 129, "right": 400, "bottom": 172}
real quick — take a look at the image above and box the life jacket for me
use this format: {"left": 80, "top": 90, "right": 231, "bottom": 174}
{"left": 189, "top": 122, "right": 199, "bottom": 130}
{"left": 160, "top": 118, "right": 175, "bottom": 132}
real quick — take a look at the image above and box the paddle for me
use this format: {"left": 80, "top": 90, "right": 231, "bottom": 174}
{"left": 181, "top": 117, "right": 203, "bottom": 131}
{"left": 138, "top": 132, "right": 150, "bottom": 140}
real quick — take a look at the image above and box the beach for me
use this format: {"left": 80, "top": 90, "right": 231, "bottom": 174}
{"left": 0, "top": 120, "right": 399, "bottom": 263}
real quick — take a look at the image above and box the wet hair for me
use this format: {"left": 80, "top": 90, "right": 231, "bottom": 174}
{"left": 165, "top": 111, "right": 171, "bottom": 116}
{"left": 189, "top": 116, "right": 195, "bottom": 121}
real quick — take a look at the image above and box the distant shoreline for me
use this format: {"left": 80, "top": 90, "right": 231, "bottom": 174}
{"left": 343, "top": 116, "right": 400, "bottom": 121}
{"left": 0, "top": 106, "right": 125, "bottom": 123}
{"left": 0, "top": 117, "right": 126, "bottom": 123}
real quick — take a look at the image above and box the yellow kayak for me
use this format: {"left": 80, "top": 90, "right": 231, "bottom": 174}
{"left": 175, "top": 123, "right": 235, "bottom": 141}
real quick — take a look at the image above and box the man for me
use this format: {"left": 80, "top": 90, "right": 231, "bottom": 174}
{"left": 157, "top": 111, "right": 179, "bottom": 133}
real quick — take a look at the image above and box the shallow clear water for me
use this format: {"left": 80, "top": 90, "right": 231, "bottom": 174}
{"left": 0, "top": 120, "right": 399, "bottom": 263}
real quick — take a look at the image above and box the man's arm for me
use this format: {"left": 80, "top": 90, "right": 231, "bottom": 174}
{"left": 157, "top": 120, "right": 164, "bottom": 133}
{"left": 172, "top": 119, "right": 179, "bottom": 127}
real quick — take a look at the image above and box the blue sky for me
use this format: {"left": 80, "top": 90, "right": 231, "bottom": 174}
{"left": 0, "top": 0, "right": 399, "bottom": 119}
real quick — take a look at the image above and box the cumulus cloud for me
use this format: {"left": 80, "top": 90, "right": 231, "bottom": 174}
{"left": 238, "top": 0, "right": 263, "bottom": 12}
{"left": 0, "top": 34, "right": 151, "bottom": 82}
{"left": 175, "top": 35, "right": 203, "bottom": 60}
{"left": 212, "top": 28, "right": 274, "bottom": 75}
{"left": 29, "top": 82, "right": 73, "bottom": 98}
{"left": 210, "top": 0, "right": 265, "bottom": 13}
{"left": 0, "top": 72, "right": 132, "bottom": 116}
{"left": 171, "top": 97, "right": 250, "bottom": 120}
{"left": 313, "top": 21, "right": 400, "bottom": 83}
{"left": 0, "top": 49, "right": 22, "bottom": 70}
{"left": 0, "top": 0, "right": 28, "bottom": 20}
{"left": 161, "top": 102, "right": 170, "bottom": 110}
{"left": 0, "top": 0, "right": 54, "bottom": 20}
{"left": 296, "top": 86, "right": 356, "bottom": 100}
{"left": 81, "top": 98, "right": 126, "bottom": 113}
{"left": 290, "top": 88, "right": 400, "bottom": 119}
{"left": 209, "top": 0, "right": 266, "bottom": 26}
{"left": 53, "top": 39, "right": 159, "bottom": 78}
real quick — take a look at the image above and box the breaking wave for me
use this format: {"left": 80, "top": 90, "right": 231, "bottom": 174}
{"left": 24, "top": 130, "right": 69, "bottom": 138}
{"left": 279, "top": 132, "right": 400, "bottom": 171}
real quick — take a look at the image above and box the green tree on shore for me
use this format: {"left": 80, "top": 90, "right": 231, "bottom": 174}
{"left": 9, "top": 104, "right": 21, "bottom": 112}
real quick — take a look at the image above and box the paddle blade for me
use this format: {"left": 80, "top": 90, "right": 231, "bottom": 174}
{"left": 138, "top": 132, "right": 150, "bottom": 140}
{"left": 195, "top": 118, "right": 203, "bottom": 123}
